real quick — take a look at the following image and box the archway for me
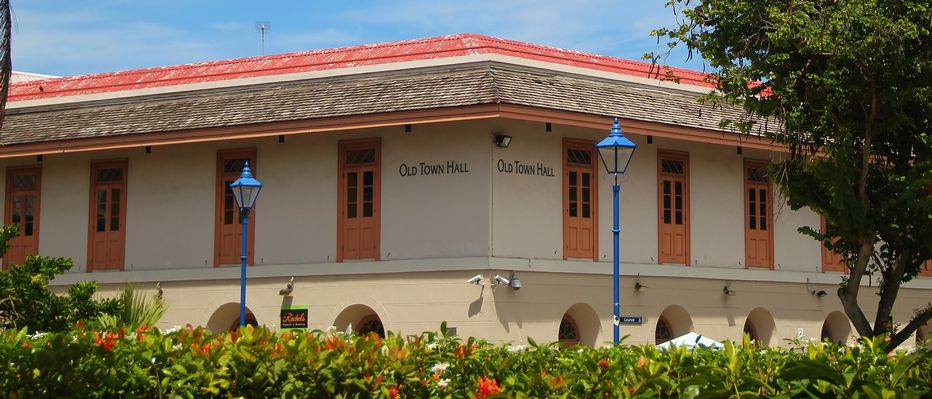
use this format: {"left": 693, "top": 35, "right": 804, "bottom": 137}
{"left": 558, "top": 315, "right": 580, "bottom": 346}
{"left": 333, "top": 304, "right": 386, "bottom": 338}
{"left": 820, "top": 311, "right": 851, "bottom": 345}
{"left": 206, "top": 302, "right": 258, "bottom": 333}
{"left": 743, "top": 307, "right": 776, "bottom": 347}
{"left": 558, "top": 303, "right": 601, "bottom": 347}
{"left": 656, "top": 305, "right": 693, "bottom": 344}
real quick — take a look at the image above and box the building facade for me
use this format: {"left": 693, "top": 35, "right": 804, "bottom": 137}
{"left": 2, "top": 34, "right": 930, "bottom": 346}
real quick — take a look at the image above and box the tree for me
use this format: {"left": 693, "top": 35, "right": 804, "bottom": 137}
{"left": 649, "top": 0, "right": 931, "bottom": 349}
{"left": 0, "top": 0, "right": 11, "bottom": 128}
{"left": 0, "top": 225, "right": 121, "bottom": 332}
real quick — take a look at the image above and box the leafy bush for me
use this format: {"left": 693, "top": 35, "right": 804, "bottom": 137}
{"left": 1, "top": 324, "right": 929, "bottom": 398}
{"left": 0, "top": 225, "right": 120, "bottom": 333}
{"left": 97, "top": 284, "right": 167, "bottom": 331}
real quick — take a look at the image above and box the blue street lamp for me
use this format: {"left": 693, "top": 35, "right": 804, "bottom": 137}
{"left": 596, "top": 117, "right": 637, "bottom": 345}
{"left": 230, "top": 161, "right": 263, "bottom": 327}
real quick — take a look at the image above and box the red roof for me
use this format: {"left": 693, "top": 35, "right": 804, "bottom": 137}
{"left": 9, "top": 33, "right": 714, "bottom": 102}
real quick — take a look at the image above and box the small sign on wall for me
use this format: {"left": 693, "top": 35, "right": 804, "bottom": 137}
{"left": 280, "top": 305, "right": 309, "bottom": 331}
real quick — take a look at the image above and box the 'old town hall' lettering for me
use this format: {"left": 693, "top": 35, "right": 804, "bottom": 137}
{"left": 399, "top": 161, "right": 470, "bottom": 177}
{"left": 497, "top": 159, "right": 556, "bottom": 177}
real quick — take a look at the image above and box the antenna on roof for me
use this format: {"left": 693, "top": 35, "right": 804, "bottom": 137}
{"left": 255, "top": 21, "right": 271, "bottom": 55}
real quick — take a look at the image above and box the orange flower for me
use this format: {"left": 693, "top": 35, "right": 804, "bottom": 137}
{"left": 598, "top": 359, "right": 609, "bottom": 369}
{"left": 475, "top": 376, "right": 502, "bottom": 399}
{"left": 387, "top": 385, "right": 401, "bottom": 399}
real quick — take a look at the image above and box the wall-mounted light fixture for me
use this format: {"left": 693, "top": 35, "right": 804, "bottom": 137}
{"left": 36, "top": 155, "right": 43, "bottom": 163}
{"left": 647, "top": 135, "right": 653, "bottom": 145}
{"left": 737, "top": 146, "right": 743, "bottom": 155}
{"left": 814, "top": 290, "right": 828, "bottom": 298}
{"left": 278, "top": 135, "right": 285, "bottom": 143}
{"left": 723, "top": 283, "right": 736, "bottom": 296}
{"left": 509, "top": 273, "right": 522, "bottom": 290}
{"left": 494, "top": 135, "right": 512, "bottom": 148}
{"left": 545, "top": 122, "right": 552, "bottom": 132}
{"left": 145, "top": 146, "right": 152, "bottom": 154}
{"left": 405, "top": 124, "right": 412, "bottom": 133}
{"left": 634, "top": 274, "right": 647, "bottom": 291}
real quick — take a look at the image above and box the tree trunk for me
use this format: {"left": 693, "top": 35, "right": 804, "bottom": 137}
{"left": 0, "top": 0, "right": 11, "bottom": 132}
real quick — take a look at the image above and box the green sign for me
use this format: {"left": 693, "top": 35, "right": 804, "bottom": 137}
{"left": 280, "top": 305, "right": 308, "bottom": 331}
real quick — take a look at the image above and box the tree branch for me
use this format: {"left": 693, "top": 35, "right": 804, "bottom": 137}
{"left": 874, "top": 249, "right": 909, "bottom": 336}
{"left": 888, "top": 306, "right": 932, "bottom": 350}
{"left": 840, "top": 80, "right": 880, "bottom": 338}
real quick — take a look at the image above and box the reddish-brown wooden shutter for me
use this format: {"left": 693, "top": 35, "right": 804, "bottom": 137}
{"left": 657, "top": 151, "right": 689, "bottom": 265}
{"left": 214, "top": 149, "right": 256, "bottom": 266}
{"left": 88, "top": 160, "right": 127, "bottom": 271}
{"left": 744, "top": 160, "right": 773, "bottom": 269}
{"left": 563, "top": 140, "right": 598, "bottom": 260}
{"left": 338, "top": 139, "right": 380, "bottom": 262}
{"left": 4, "top": 166, "right": 41, "bottom": 269}
{"left": 820, "top": 216, "right": 846, "bottom": 272}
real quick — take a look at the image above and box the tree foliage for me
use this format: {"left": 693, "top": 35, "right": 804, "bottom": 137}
{"left": 0, "top": 225, "right": 120, "bottom": 333}
{"left": 649, "top": 0, "right": 932, "bottom": 349}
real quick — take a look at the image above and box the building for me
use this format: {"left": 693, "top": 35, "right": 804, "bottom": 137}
{"left": 2, "top": 34, "right": 929, "bottom": 346}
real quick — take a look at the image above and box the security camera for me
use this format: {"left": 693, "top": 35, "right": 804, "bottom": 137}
{"left": 492, "top": 275, "right": 510, "bottom": 286}
{"left": 467, "top": 274, "right": 484, "bottom": 285}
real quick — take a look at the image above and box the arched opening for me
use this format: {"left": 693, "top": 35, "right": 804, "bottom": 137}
{"left": 206, "top": 302, "right": 258, "bottom": 334}
{"left": 558, "top": 315, "right": 580, "bottom": 346}
{"left": 357, "top": 314, "right": 385, "bottom": 337}
{"left": 743, "top": 307, "right": 776, "bottom": 347}
{"left": 656, "top": 305, "right": 693, "bottom": 344}
{"left": 655, "top": 317, "right": 673, "bottom": 345}
{"left": 559, "top": 303, "right": 601, "bottom": 347}
{"left": 820, "top": 311, "right": 851, "bottom": 345}
{"left": 333, "top": 304, "right": 386, "bottom": 338}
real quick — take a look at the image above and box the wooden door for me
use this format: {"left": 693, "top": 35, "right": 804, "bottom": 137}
{"left": 744, "top": 161, "right": 773, "bottom": 269}
{"left": 338, "top": 140, "right": 380, "bottom": 261}
{"left": 563, "top": 141, "right": 597, "bottom": 260}
{"left": 88, "top": 160, "right": 127, "bottom": 271}
{"left": 215, "top": 149, "right": 256, "bottom": 266}
{"left": 820, "top": 216, "right": 845, "bottom": 272}
{"left": 658, "top": 152, "right": 689, "bottom": 265}
{"left": 4, "top": 166, "right": 41, "bottom": 269}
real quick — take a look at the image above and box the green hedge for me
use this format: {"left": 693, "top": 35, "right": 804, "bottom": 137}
{"left": 1, "top": 325, "right": 929, "bottom": 398}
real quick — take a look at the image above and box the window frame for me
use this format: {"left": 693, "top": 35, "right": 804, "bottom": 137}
{"left": 3, "top": 165, "right": 42, "bottom": 270}
{"left": 214, "top": 148, "right": 257, "bottom": 267}
{"left": 656, "top": 150, "right": 690, "bottom": 265}
{"left": 562, "top": 139, "right": 599, "bottom": 261}
{"left": 337, "top": 138, "right": 381, "bottom": 262}
{"left": 87, "top": 159, "right": 128, "bottom": 272}
{"left": 743, "top": 159, "right": 774, "bottom": 269}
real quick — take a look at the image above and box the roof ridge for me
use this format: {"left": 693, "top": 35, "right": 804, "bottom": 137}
{"left": 9, "top": 33, "right": 715, "bottom": 103}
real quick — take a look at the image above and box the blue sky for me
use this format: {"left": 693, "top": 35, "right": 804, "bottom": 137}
{"left": 10, "top": 0, "right": 702, "bottom": 77}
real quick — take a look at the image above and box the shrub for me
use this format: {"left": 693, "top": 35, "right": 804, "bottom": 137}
{"left": 1, "top": 324, "right": 929, "bottom": 398}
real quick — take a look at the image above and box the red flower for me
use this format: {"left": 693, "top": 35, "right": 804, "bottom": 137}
{"left": 325, "top": 336, "right": 339, "bottom": 351}
{"left": 598, "top": 359, "right": 609, "bottom": 369}
{"left": 387, "top": 385, "right": 401, "bottom": 399}
{"left": 475, "top": 376, "right": 502, "bottom": 399}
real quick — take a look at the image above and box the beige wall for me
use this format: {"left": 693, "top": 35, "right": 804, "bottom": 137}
{"left": 81, "top": 269, "right": 928, "bottom": 347}
{"left": 3, "top": 117, "right": 931, "bottom": 347}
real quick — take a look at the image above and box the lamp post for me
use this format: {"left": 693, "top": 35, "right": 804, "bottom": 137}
{"left": 230, "top": 161, "right": 263, "bottom": 327}
{"left": 596, "top": 117, "right": 637, "bottom": 345}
